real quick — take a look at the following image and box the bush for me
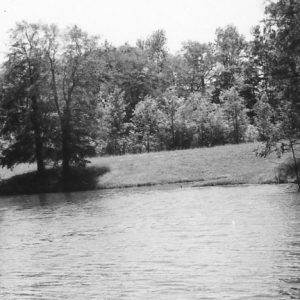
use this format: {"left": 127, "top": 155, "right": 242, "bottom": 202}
{"left": 275, "top": 157, "right": 300, "bottom": 183}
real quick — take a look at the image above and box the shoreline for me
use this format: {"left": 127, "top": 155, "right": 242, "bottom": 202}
{"left": 97, "top": 178, "right": 278, "bottom": 191}
{"left": 0, "top": 143, "right": 292, "bottom": 196}
{"left": 0, "top": 172, "right": 281, "bottom": 197}
{"left": 0, "top": 178, "right": 282, "bottom": 197}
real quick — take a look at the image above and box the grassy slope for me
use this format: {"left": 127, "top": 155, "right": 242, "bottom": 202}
{"left": 0, "top": 143, "right": 284, "bottom": 195}
{"left": 90, "top": 143, "right": 281, "bottom": 189}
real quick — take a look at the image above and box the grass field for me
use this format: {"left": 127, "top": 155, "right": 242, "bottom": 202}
{"left": 91, "top": 142, "right": 283, "bottom": 189}
{"left": 0, "top": 142, "right": 287, "bottom": 195}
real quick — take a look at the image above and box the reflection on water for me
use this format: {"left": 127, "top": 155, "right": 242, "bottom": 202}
{"left": 0, "top": 184, "right": 300, "bottom": 299}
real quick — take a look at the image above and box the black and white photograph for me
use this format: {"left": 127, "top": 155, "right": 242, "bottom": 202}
{"left": 0, "top": 0, "right": 300, "bottom": 298}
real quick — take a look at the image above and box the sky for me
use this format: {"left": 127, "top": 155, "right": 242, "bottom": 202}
{"left": 0, "top": 0, "right": 266, "bottom": 62}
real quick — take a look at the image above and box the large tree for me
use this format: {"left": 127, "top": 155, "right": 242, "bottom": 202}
{"left": 43, "top": 24, "right": 102, "bottom": 178}
{"left": 0, "top": 22, "right": 103, "bottom": 179}
{"left": 212, "top": 25, "right": 247, "bottom": 103}
{"left": 0, "top": 22, "right": 54, "bottom": 174}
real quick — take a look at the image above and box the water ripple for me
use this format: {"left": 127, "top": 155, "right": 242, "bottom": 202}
{"left": 0, "top": 184, "right": 300, "bottom": 299}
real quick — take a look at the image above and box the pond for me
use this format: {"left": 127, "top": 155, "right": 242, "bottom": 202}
{"left": 0, "top": 184, "right": 300, "bottom": 299}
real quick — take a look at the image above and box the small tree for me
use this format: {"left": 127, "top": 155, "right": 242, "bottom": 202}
{"left": 220, "top": 87, "right": 249, "bottom": 144}
{"left": 255, "top": 100, "right": 300, "bottom": 189}
{"left": 132, "top": 96, "right": 162, "bottom": 152}
{"left": 254, "top": 93, "right": 275, "bottom": 141}
{"left": 101, "top": 89, "right": 128, "bottom": 155}
{"left": 159, "top": 87, "right": 184, "bottom": 149}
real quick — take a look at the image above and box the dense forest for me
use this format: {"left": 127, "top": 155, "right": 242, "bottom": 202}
{"left": 0, "top": 0, "right": 299, "bottom": 180}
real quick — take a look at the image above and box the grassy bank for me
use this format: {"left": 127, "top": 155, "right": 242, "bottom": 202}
{"left": 0, "top": 143, "right": 285, "bottom": 195}
{"left": 91, "top": 143, "right": 283, "bottom": 189}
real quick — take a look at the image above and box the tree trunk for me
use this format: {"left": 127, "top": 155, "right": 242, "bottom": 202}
{"left": 201, "top": 76, "right": 205, "bottom": 93}
{"left": 31, "top": 95, "right": 45, "bottom": 175}
{"left": 35, "top": 137, "right": 45, "bottom": 175}
{"left": 62, "top": 135, "right": 70, "bottom": 180}
{"left": 28, "top": 58, "right": 45, "bottom": 175}
{"left": 290, "top": 139, "right": 300, "bottom": 190}
{"left": 171, "top": 116, "right": 175, "bottom": 149}
{"left": 147, "top": 132, "right": 150, "bottom": 152}
{"left": 234, "top": 112, "right": 239, "bottom": 144}
{"left": 62, "top": 107, "right": 71, "bottom": 181}
{"left": 179, "top": 130, "right": 183, "bottom": 149}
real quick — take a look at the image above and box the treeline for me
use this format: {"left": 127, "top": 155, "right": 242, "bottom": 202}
{"left": 0, "top": 0, "right": 299, "bottom": 179}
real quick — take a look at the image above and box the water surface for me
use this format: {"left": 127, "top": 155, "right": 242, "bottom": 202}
{"left": 0, "top": 184, "right": 300, "bottom": 299}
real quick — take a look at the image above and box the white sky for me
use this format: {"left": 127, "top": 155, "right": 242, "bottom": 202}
{"left": 0, "top": 0, "right": 266, "bottom": 62}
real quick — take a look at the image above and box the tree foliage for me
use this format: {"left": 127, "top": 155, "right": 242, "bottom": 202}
{"left": 0, "top": 22, "right": 102, "bottom": 178}
{"left": 252, "top": 0, "right": 300, "bottom": 188}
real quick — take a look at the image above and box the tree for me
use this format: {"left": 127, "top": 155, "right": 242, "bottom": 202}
{"left": 43, "top": 24, "right": 102, "bottom": 178}
{"left": 159, "top": 87, "right": 184, "bottom": 149}
{"left": 0, "top": 22, "right": 54, "bottom": 174}
{"left": 0, "top": 23, "right": 103, "bottom": 179}
{"left": 254, "top": 93, "right": 275, "bottom": 140}
{"left": 97, "top": 44, "right": 162, "bottom": 119}
{"left": 181, "top": 41, "right": 214, "bottom": 94}
{"left": 132, "top": 96, "right": 162, "bottom": 152}
{"left": 138, "top": 29, "right": 167, "bottom": 69}
{"left": 253, "top": 0, "right": 300, "bottom": 189}
{"left": 101, "top": 89, "right": 128, "bottom": 155}
{"left": 212, "top": 25, "right": 247, "bottom": 103}
{"left": 183, "top": 92, "right": 228, "bottom": 147}
{"left": 255, "top": 97, "right": 300, "bottom": 189}
{"left": 220, "top": 87, "right": 248, "bottom": 144}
